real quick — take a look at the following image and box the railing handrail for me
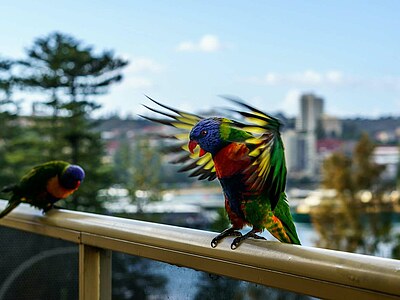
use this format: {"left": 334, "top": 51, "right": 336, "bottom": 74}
{"left": 1, "top": 200, "right": 399, "bottom": 299}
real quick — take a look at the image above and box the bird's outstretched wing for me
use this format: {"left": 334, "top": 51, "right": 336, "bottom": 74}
{"left": 141, "top": 96, "right": 217, "bottom": 181}
{"left": 142, "top": 95, "right": 288, "bottom": 209}
{"left": 223, "top": 96, "right": 287, "bottom": 210}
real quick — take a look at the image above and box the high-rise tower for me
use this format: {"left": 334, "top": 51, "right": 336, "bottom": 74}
{"left": 295, "top": 93, "right": 324, "bottom": 177}
{"left": 296, "top": 93, "right": 324, "bottom": 133}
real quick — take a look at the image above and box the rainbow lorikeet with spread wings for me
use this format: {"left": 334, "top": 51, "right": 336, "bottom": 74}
{"left": 142, "top": 96, "right": 300, "bottom": 249}
{"left": 0, "top": 161, "right": 85, "bottom": 218}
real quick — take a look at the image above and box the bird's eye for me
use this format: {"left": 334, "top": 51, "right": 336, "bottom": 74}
{"left": 200, "top": 130, "right": 207, "bottom": 137}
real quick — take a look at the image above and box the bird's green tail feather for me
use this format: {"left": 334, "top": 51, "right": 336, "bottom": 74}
{"left": 280, "top": 218, "right": 301, "bottom": 245}
{"left": 0, "top": 201, "right": 20, "bottom": 219}
{"left": 273, "top": 193, "right": 301, "bottom": 245}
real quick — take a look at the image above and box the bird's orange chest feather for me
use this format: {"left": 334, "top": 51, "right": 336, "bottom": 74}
{"left": 213, "top": 143, "right": 251, "bottom": 178}
{"left": 46, "top": 176, "right": 77, "bottom": 199}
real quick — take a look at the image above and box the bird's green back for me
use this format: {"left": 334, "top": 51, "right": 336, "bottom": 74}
{"left": 18, "top": 161, "right": 69, "bottom": 196}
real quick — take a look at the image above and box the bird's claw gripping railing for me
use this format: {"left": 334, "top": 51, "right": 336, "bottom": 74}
{"left": 0, "top": 200, "right": 400, "bottom": 300}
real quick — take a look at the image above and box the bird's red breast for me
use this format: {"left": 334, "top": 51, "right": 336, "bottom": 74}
{"left": 213, "top": 143, "right": 251, "bottom": 178}
{"left": 46, "top": 176, "right": 79, "bottom": 199}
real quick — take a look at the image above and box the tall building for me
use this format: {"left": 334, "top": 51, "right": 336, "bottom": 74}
{"left": 296, "top": 93, "right": 324, "bottom": 177}
{"left": 296, "top": 93, "right": 324, "bottom": 132}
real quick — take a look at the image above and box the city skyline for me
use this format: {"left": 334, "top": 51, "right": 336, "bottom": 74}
{"left": 1, "top": 1, "right": 399, "bottom": 118}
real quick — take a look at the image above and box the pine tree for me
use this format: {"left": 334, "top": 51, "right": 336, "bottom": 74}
{"left": 0, "top": 58, "right": 18, "bottom": 184}
{"left": 18, "top": 32, "right": 128, "bottom": 212}
{"left": 0, "top": 58, "right": 41, "bottom": 185}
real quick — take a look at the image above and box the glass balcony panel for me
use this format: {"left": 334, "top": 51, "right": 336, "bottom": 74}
{"left": 0, "top": 226, "right": 78, "bottom": 300}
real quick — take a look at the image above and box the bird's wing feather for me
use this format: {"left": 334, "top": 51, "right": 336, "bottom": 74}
{"left": 141, "top": 96, "right": 217, "bottom": 181}
{"left": 223, "top": 96, "right": 287, "bottom": 210}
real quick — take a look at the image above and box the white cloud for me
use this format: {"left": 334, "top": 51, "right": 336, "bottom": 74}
{"left": 126, "top": 57, "right": 164, "bottom": 74}
{"left": 246, "top": 70, "right": 400, "bottom": 90}
{"left": 176, "top": 41, "right": 196, "bottom": 52}
{"left": 126, "top": 77, "right": 153, "bottom": 89}
{"left": 199, "top": 35, "right": 221, "bottom": 52}
{"left": 176, "top": 34, "right": 223, "bottom": 52}
{"left": 325, "top": 70, "right": 343, "bottom": 84}
{"left": 264, "top": 73, "right": 278, "bottom": 85}
{"left": 260, "top": 70, "right": 339, "bottom": 86}
{"left": 301, "top": 70, "right": 323, "bottom": 84}
{"left": 118, "top": 56, "right": 163, "bottom": 90}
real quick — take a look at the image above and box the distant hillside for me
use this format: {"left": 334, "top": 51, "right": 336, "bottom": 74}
{"left": 341, "top": 117, "right": 400, "bottom": 141}
{"left": 96, "top": 117, "right": 149, "bottom": 132}
{"left": 94, "top": 115, "right": 400, "bottom": 143}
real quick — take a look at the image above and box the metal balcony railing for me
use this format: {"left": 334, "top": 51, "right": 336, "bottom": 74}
{"left": 0, "top": 199, "right": 399, "bottom": 300}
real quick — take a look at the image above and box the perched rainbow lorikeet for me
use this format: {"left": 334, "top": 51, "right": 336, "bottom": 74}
{"left": 142, "top": 96, "right": 300, "bottom": 249}
{"left": 0, "top": 161, "right": 85, "bottom": 218}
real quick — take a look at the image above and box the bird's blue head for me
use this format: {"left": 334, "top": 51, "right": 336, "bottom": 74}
{"left": 189, "top": 118, "right": 227, "bottom": 156}
{"left": 60, "top": 164, "right": 85, "bottom": 190}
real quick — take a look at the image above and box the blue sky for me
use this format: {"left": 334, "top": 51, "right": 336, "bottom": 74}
{"left": 1, "top": 1, "right": 399, "bottom": 118}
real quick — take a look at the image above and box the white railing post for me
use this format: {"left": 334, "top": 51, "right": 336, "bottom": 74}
{"left": 79, "top": 244, "right": 112, "bottom": 300}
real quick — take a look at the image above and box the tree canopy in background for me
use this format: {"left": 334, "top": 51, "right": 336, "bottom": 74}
{"left": 0, "top": 59, "right": 23, "bottom": 184}
{"left": 321, "top": 132, "right": 385, "bottom": 195}
{"left": 314, "top": 133, "right": 390, "bottom": 254}
{"left": 0, "top": 32, "right": 128, "bottom": 212}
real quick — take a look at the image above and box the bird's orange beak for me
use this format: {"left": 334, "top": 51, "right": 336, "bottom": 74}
{"left": 188, "top": 140, "right": 198, "bottom": 153}
{"left": 74, "top": 181, "right": 81, "bottom": 190}
{"left": 188, "top": 140, "right": 207, "bottom": 157}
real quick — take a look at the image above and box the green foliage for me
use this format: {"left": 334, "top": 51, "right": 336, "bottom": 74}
{"left": 392, "top": 234, "right": 400, "bottom": 259}
{"left": 20, "top": 32, "right": 128, "bottom": 98}
{"left": 0, "top": 57, "right": 38, "bottom": 185}
{"left": 113, "top": 136, "right": 163, "bottom": 210}
{"left": 322, "top": 132, "right": 385, "bottom": 194}
{"left": 353, "top": 133, "right": 385, "bottom": 190}
{"left": 0, "top": 58, "right": 16, "bottom": 97}
{"left": 131, "top": 138, "right": 162, "bottom": 195}
{"left": 315, "top": 133, "right": 394, "bottom": 255}
{"left": 322, "top": 152, "right": 353, "bottom": 193}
